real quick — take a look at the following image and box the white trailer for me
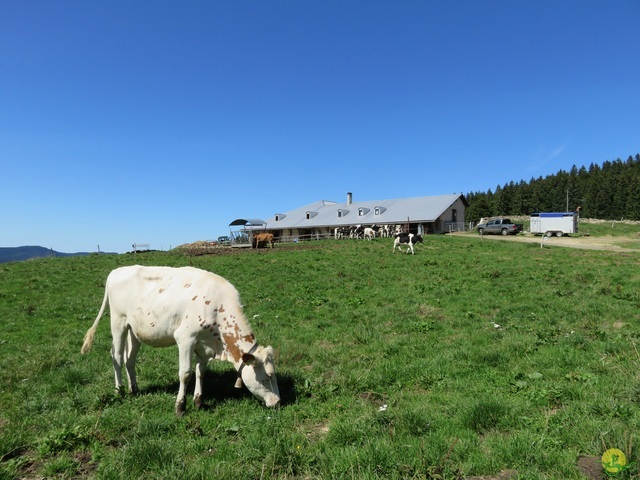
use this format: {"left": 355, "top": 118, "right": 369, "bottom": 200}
{"left": 529, "top": 212, "right": 578, "bottom": 237}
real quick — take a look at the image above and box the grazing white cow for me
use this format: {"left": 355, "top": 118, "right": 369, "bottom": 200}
{"left": 393, "top": 233, "right": 424, "bottom": 254}
{"left": 81, "top": 265, "right": 280, "bottom": 416}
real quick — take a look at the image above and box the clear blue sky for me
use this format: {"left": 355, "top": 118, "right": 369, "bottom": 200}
{"left": 2, "top": 1, "right": 638, "bottom": 253}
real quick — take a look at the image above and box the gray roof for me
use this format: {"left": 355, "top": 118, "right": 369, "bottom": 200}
{"left": 261, "top": 193, "right": 467, "bottom": 230}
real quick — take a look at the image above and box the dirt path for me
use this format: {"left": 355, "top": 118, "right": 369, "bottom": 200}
{"left": 454, "top": 232, "right": 640, "bottom": 252}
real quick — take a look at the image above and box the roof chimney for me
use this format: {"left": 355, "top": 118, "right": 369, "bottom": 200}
{"left": 347, "top": 192, "right": 352, "bottom": 205}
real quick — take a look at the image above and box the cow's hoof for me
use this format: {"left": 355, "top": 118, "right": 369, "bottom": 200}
{"left": 175, "top": 400, "right": 186, "bottom": 417}
{"left": 194, "top": 395, "right": 203, "bottom": 410}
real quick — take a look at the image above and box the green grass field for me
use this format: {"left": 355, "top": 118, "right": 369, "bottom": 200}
{"left": 1, "top": 232, "right": 639, "bottom": 479}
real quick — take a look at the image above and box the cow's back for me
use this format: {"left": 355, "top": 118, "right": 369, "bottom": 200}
{"left": 107, "top": 266, "right": 238, "bottom": 347}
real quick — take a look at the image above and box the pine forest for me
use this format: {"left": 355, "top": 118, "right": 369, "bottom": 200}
{"left": 465, "top": 154, "right": 640, "bottom": 222}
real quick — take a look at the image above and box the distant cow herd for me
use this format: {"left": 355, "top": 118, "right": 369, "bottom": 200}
{"left": 334, "top": 224, "right": 399, "bottom": 240}
{"left": 250, "top": 224, "right": 424, "bottom": 254}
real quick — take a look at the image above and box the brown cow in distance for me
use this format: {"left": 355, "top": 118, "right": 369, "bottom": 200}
{"left": 253, "top": 232, "right": 274, "bottom": 249}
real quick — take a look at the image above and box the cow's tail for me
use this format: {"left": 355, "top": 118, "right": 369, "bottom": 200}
{"left": 81, "top": 285, "right": 109, "bottom": 354}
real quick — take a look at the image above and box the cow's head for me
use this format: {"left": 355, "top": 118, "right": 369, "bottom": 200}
{"left": 415, "top": 235, "right": 424, "bottom": 243}
{"left": 236, "top": 345, "right": 280, "bottom": 407}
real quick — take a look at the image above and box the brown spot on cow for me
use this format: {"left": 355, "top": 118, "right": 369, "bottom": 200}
{"left": 218, "top": 305, "right": 225, "bottom": 313}
{"left": 192, "top": 296, "right": 199, "bottom": 301}
{"left": 242, "top": 334, "right": 256, "bottom": 343}
{"left": 159, "top": 288, "right": 165, "bottom": 294}
{"left": 222, "top": 333, "right": 242, "bottom": 362}
{"left": 184, "top": 283, "right": 192, "bottom": 288}
{"left": 205, "top": 300, "right": 211, "bottom": 305}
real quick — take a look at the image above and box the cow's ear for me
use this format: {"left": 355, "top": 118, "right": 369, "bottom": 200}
{"left": 242, "top": 352, "right": 257, "bottom": 365}
{"left": 263, "top": 346, "right": 275, "bottom": 359}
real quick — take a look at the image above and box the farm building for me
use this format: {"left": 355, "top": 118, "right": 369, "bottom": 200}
{"left": 231, "top": 193, "right": 468, "bottom": 244}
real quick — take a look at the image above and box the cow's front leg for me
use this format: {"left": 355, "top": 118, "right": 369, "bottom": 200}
{"left": 175, "top": 341, "right": 194, "bottom": 417}
{"left": 193, "top": 353, "right": 208, "bottom": 410}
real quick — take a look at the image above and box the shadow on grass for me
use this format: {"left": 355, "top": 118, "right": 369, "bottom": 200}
{"left": 142, "top": 369, "right": 297, "bottom": 408}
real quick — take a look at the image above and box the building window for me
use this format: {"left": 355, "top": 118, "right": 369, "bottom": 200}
{"left": 374, "top": 206, "right": 386, "bottom": 215}
{"left": 275, "top": 214, "right": 286, "bottom": 222}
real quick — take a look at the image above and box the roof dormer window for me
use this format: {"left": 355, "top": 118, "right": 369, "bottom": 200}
{"left": 337, "top": 209, "right": 349, "bottom": 218}
{"left": 306, "top": 211, "right": 318, "bottom": 220}
{"left": 358, "top": 207, "right": 370, "bottom": 216}
{"left": 275, "top": 213, "right": 286, "bottom": 221}
{"left": 374, "top": 206, "right": 386, "bottom": 215}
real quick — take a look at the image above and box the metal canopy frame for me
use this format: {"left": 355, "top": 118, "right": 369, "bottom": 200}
{"left": 228, "top": 219, "right": 268, "bottom": 247}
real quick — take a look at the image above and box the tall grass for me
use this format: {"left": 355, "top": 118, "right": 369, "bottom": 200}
{"left": 1, "top": 234, "right": 639, "bottom": 479}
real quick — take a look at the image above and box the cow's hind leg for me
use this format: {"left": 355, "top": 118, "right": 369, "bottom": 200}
{"left": 110, "top": 321, "right": 128, "bottom": 394}
{"left": 124, "top": 330, "right": 141, "bottom": 394}
{"left": 175, "top": 341, "right": 194, "bottom": 416}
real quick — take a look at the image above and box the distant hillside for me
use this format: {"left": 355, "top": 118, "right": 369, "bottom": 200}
{"left": 0, "top": 246, "right": 111, "bottom": 263}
